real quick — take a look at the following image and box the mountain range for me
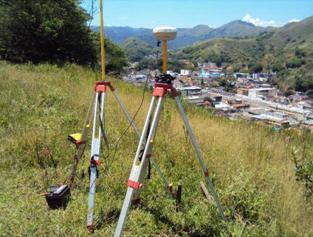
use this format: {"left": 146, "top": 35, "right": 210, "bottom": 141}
{"left": 92, "top": 20, "right": 272, "bottom": 49}
{"left": 175, "top": 16, "right": 313, "bottom": 92}
{"left": 94, "top": 16, "right": 313, "bottom": 93}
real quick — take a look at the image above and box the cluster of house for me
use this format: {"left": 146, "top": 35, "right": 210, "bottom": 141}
{"left": 175, "top": 63, "right": 313, "bottom": 130}
{"left": 177, "top": 88, "right": 313, "bottom": 129}
{"left": 179, "top": 62, "right": 225, "bottom": 78}
{"left": 123, "top": 62, "right": 313, "bottom": 131}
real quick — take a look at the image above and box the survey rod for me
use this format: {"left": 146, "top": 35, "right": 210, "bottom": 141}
{"left": 99, "top": 0, "right": 105, "bottom": 81}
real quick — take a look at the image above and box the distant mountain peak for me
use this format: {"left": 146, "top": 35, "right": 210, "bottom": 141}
{"left": 193, "top": 24, "right": 213, "bottom": 29}
{"left": 222, "top": 20, "right": 258, "bottom": 28}
{"left": 92, "top": 18, "right": 273, "bottom": 49}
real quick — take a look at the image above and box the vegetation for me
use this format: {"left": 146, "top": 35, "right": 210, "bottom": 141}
{"left": 122, "top": 37, "right": 155, "bottom": 62}
{"left": 1, "top": 62, "right": 312, "bottom": 236}
{"left": 176, "top": 38, "right": 258, "bottom": 69}
{"left": 205, "top": 20, "right": 270, "bottom": 39}
{"left": 175, "top": 16, "right": 313, "bottom": 93}
{"left": 0, "top": 1, "right": 128, "bottom": 73}
{"left": 0, "top": 0, "right": 95, "bottom": 65}
{"left": 101, "top": 20, "right": 273, "bottom": 62}
{"left": 100, "top": 36, "right": 128, "bottom": 73}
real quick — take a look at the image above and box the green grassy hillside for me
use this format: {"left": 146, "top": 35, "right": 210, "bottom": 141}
{"left": 175, "top": 16, "right": 313, "bottom": 93}
{"left": 176, "top": 38, "right": 257, "bottom": 67}
{"left": 122, "top": 37, "right": 155, "bottom": 62}
{"left": 0, "top": 62, "right": 312, "bottom": 236}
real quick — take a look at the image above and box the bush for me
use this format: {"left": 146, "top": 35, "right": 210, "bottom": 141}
{"left": 286, "top": 58, "right": 304, "bottom": 68}
{"left": 272, "top": 63, "right": 284, "bottom": 73}
{"left": 292, "top": 139, "right": 313, "bottom": 197}
{"left": 248, "top": 63, "right": 263, "bottom": 73}
{"left": 295, "top": 75, "right": 313, "bottom": 92}
{"left": 295, "top": 48, "right": 306, "bottom": 57}
{"left": 284, "top": 88, "right": 295, "bottom": 97}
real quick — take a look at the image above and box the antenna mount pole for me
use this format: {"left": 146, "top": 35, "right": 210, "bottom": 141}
{"left": 162, "top": 40, "right": 167, "bottom": 73}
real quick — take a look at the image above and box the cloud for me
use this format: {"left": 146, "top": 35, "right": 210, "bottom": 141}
{"left": 242, "top": 14, "right": 279, "bottom": 27}
{"left": 288, "top": 19, "right": 300, "bottom": 23}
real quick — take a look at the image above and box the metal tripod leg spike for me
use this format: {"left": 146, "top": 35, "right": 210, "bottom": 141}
{"left": 114, "top": 82, "right": 225, "bottom": 237}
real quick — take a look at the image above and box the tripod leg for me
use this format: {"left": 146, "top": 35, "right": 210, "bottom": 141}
{"left": 114, "top": 96, "right": 164, "bottom": 237}
{"left": 68, "top": 93, "right": 96, "bottom": 186}
{"left": 174, "top": 97, "right": 226, "bottom": 221}
{"left": 112, "top": 90, "right": 140, "bottom": 137}
{"left": 87, "top": 91, "right": 106, "bottom": 231}
{"left": 113, "top": 90, "right": 169, "bottom": 190}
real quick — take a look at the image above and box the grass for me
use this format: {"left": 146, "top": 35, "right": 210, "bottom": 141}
{"left": 0, "top": 61, "right": 312, "bottom": 236}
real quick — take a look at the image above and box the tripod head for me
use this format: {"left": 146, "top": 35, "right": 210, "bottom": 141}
{"left": 155, "top": 73, "right": 175, "bottom": 84}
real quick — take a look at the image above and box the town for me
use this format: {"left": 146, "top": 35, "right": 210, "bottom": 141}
{"left": 124, "top": 61, "right": 313, "bottom": 131}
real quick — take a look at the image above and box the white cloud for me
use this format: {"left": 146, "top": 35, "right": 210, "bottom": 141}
{"left": 242, "top": 14, "right": 279, "bottom": 27}
{"left": 288, "top": 19, "right": 300, "bottom": 23}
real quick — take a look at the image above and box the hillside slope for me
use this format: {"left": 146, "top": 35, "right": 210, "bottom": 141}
{"left": 122, "top": 37, "right": 155, "bottom": 62}
{"left": 0, "top": 62, "right": 312, "bottom": 236}
{"left": 176, "top": 16, "right": 313, "bottom": 92}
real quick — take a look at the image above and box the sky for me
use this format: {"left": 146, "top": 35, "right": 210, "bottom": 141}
{"left": 81, "top": 0, "right": 313, "bottom": 28}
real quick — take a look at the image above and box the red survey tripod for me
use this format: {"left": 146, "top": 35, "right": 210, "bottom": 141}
{"left": 83, "top": 81, "right": 169, "bottom": 233}
{"left": 45, "top": 79, "right": 170, "bottom": 233}
{"left": 114, "top": 74, "right": 226, "bottom": 237}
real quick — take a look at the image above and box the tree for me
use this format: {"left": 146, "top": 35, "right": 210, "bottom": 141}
{"left": 295, "top": 75, "right": 313, "bottom": 92}
{"left": 284, "top": 88, "right": 295, "bottom": 97}
{"left": 295, "top": 48, "right": 306, "bottom": 58}
{"left": 90, "top": 32, "right": 128, "bottom": 73}
{"left": 271, "top": 63, "right": 284, "bottom": 73}
{"left": 136, "top": 58, "right": 161, "bottom": 71}
{"left": 248, "top": 63, "right": 263, "bottom": 73}
{"left": 122, "top": 37, "right": 154, "bottom": 62}
{"left": 105, "top": 38, "right": 129, "bottom": 73}
{"left": 0, "top": 0, "right": 96, "bottom": 65}
{"left": 0, "top": 1, "right": 9, "bottom": 58}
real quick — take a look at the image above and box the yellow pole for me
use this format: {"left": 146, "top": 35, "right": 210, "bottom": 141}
{"left": 162, "top": 40, "right": 167, "bottom": 74}
{"left": 99, "top": 0, "right": 106, "bottom": 81}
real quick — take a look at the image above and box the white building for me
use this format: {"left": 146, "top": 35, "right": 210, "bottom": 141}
{"left": 248, "top": 88, "right": 277, "bottom": 99}
{"left": 177, "top": 86, "right": 202, "bottom": 97}
{"left": 180, "top": 69, "right": 191, "bottom": 76}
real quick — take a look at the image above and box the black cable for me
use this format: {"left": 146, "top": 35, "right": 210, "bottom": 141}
{"left": 97, "top": 94, "right": 110, "bottom": 149}
{"left": 102, "top": 76, "right": 150, "bottom": 171}
{"left": 87, "top": 76, "right": 149, "bottom": 193}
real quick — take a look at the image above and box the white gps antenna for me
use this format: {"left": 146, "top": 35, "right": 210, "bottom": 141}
{"left": 153, "top": 27, "right": 177, "bottom": 74}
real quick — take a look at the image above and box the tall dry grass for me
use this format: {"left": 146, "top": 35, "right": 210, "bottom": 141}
{"left": 0, "top": 62, "right": 312, "bottom": 236}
